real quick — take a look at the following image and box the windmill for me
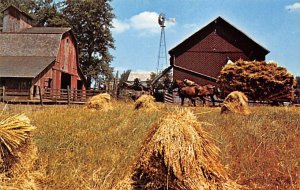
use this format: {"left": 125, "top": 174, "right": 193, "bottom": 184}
{"left": 156, "top": 13, "right": 167, "bottom": 73}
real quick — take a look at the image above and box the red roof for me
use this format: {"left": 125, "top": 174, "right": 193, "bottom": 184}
{"left": 169, "top": 17, "right": 269, "bottom": 58}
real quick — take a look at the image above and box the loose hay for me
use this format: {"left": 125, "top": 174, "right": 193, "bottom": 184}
{"left": 115, "top": 108, "right": 241, "bottom": 190}
{"left": 0, "top": 114, "right": 40, "bottom": 190}
{"left": 221, "top": 91, "right": 250, "bottom": 115}
{"left": 85, "top": 93, "right": 113, "bottom": 111}
{"left": 134, "top": 95, "right": 158, "bottom": 111}
{"left": 218, "top": 59, "right": 294, "bottom": 101}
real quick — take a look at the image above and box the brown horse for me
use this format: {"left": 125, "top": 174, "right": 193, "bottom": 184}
{"left": 172, "top": 79, "right": 200, "bottom": 106}
{"left": 197, "top": 84, "right": 217, "bottom": 106}
{"left": 172, "top": 79, "right": 217, "bottom": 106}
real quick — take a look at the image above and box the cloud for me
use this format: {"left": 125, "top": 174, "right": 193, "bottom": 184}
{"left": 112, "top": 11, "right": 176, "bottom": 34}
{"left": 130, "top": 12, "right": 160, "bottom": 33}
{"left": 285, "top": 2, "right": 300, "bottom": 11}
{"left": 112, "top": 19, "right": 130, "bottom": 33}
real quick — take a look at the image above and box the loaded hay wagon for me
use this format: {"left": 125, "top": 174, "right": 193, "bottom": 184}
{"left": 218, "top": 59, "right": 295, "bottom": 106}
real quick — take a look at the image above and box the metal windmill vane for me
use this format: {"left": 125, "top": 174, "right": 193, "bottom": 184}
{"left": 158, "top": 13, "right": 166, "bottom": 27}
{"left": 156, "top": 13, "right": 167, "bottom": 73}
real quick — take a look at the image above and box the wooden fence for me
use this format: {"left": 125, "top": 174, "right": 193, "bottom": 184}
{"left": 0, "top": 86, "right": 30, "bottom": 102}
{"left": 0, "top": 86, "right": 106, "bottom": 104}
{"left": 43, "top": 88, "right": 106, "bottom": 103}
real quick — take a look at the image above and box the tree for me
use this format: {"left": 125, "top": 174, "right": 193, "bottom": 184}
{"left": 118, "top": 70, "right": 131, "bottom": 89}
{"left": 62, "top": 0, "right": 115, "bottom": 88}
{"left": 218, "top": 59, "right": 295, "bottom": 101}
{"left": 33, "top": 0, "right": 68, "bottom": 27}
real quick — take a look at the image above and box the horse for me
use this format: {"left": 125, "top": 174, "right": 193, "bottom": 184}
{"left": 197, "top": 84, "right": 217, "bottom": 106}
{"left": 172, "top": 79, "right": 218, "bottom": 106}
{"left": 172, "top": 79, "right": 200, "bottom": 106}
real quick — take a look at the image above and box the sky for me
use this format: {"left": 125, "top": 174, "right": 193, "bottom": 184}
{"left": 110, "top": 0, "right": 300, "bottom": 76}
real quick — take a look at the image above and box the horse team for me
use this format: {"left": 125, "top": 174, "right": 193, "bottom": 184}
{"left": 172, "top": 79, "right": 217, "bottom": 107}
{"left": 123, "top": 78, "right": 218, "bottom": 106}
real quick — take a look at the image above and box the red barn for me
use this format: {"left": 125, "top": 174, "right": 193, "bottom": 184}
{"left": 0, "top": 5, "right": 86, "bottom": 100}
{"left": 169, "top": 17, "right": 269, "bottom": 85}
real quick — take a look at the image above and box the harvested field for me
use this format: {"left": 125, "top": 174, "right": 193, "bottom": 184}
{"left": 0, "top": 102, "right": 299, "bottom": 190}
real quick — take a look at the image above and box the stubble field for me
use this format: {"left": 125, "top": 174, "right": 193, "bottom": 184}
{"left": 0, "top": 102, "right": 299, "bottom": 190}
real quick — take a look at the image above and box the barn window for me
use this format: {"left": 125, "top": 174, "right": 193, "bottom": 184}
{"left": 48, "top": 79, "right": 52, "bottom": 88}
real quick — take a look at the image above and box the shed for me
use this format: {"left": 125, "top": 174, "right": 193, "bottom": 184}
{"left": 127, "top": 71, "right": 152, "bottom": 86}
{"left": 0, "top": 5, "right": 87, "bottom": 100}
{"left": 169, "top": 16, "right": 270, "bottom": 85}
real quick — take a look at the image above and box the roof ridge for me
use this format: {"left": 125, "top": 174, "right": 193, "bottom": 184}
{"left": 1, "top": 4, "right": 34, "bottom": 20}
{"left": 169, "top": 16, "right": 269, "bottom": 55}
{"left": 217, "top": 17, "right": 269, "bottom": 53}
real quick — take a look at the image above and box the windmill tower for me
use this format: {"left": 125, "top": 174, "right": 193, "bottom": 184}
{"left": 157, "top": 13, "right": 167, "bottom": 73}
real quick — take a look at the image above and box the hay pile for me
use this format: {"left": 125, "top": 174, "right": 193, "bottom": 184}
{"left": 134, "top": 95, "right": 158, "bottom": 111}
{"left": 183, "top": 79, "right": 197, "bottom": 86}
{"left": 0, "top": 114, "right": 39, "bottom": 190}
{"left": 85, "top": 93, "right": 113, "bottom": 111}
{"left": 218, "top": 59, "right": 294, "bottom": 100}
{"left": 115, "top": 108, "right": 241, "bottom": 190}
{"left": 221, "top": 91, "right": 250, "bottom": 115}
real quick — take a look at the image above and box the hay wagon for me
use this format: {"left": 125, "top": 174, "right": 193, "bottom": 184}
{"left": 263, "top": 90, "right": 294, "bottom": 105}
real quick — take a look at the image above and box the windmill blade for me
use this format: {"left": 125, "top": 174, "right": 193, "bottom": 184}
{"left": 168, "top": 18, "right": 176, "bottom": 23}
{"left": 158, "top": 13, "right": 166, "bottom": 26}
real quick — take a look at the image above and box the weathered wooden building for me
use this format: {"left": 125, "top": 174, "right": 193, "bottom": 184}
{"left": 0, "top": 5, "right": 86, "bottom": 100}
{"left": 169, "top": 17, "right": 270, "bottom": 85}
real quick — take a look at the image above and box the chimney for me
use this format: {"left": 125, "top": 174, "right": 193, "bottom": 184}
{"left": 2, "top": 5, "right": 33, "bottom": 33}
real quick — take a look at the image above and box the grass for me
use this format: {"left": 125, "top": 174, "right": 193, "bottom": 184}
{"left": 0, "top": 102, "right": 299, "bottom": 189}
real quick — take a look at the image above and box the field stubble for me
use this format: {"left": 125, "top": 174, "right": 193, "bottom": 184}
{"left": 0, "top": 102, "right": 299, "bottom": 189}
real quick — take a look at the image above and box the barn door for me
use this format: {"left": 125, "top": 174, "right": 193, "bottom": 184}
{"left": 61, "top": 73, "right": 71, "bottom": 89}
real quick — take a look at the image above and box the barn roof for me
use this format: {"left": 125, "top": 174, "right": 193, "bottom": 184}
{"left": 127, "top": 72, "right": 152, "bottom": 82}
{"left": 0, "top": 56, "right": 55, "bottom": 78}
{"left": 169, "top": 17, "right": 269, "bottom": 57}
{"left": 20, "top": 27, "right": 71, "bottom": 34}
{"left": 0, "top": 33, "right": 62, "bottom": 57}
{"left": 0, "top": 27, "right": 72, "bottom": 79}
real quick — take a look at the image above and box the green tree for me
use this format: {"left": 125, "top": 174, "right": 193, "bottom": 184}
{"left": 62, "top": 0, "right": 115, "bottom": 88}
{"left": 118, "top": 70, "right": 131, "bottom": 89}
{"left": 33, "top": 0, "right": 68, "bottom": 27}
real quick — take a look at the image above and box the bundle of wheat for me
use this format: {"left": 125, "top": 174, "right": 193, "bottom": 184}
{"left": 134, "top": 95, "right": 157, "bottom": 111}
{"left": 0, "top": 114, "right": 39, "bottom": 190}
{"left": 85, "top": 93, "right": 113, "bottom": 111}
{"left": 221, "top": 91, "right": 250, "bottom": 115}
{"left": 0, "top": 114, "right": 36, "bottom": 170}
{"left": 115, "top": 108, "right": 241, "bottom": 190}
